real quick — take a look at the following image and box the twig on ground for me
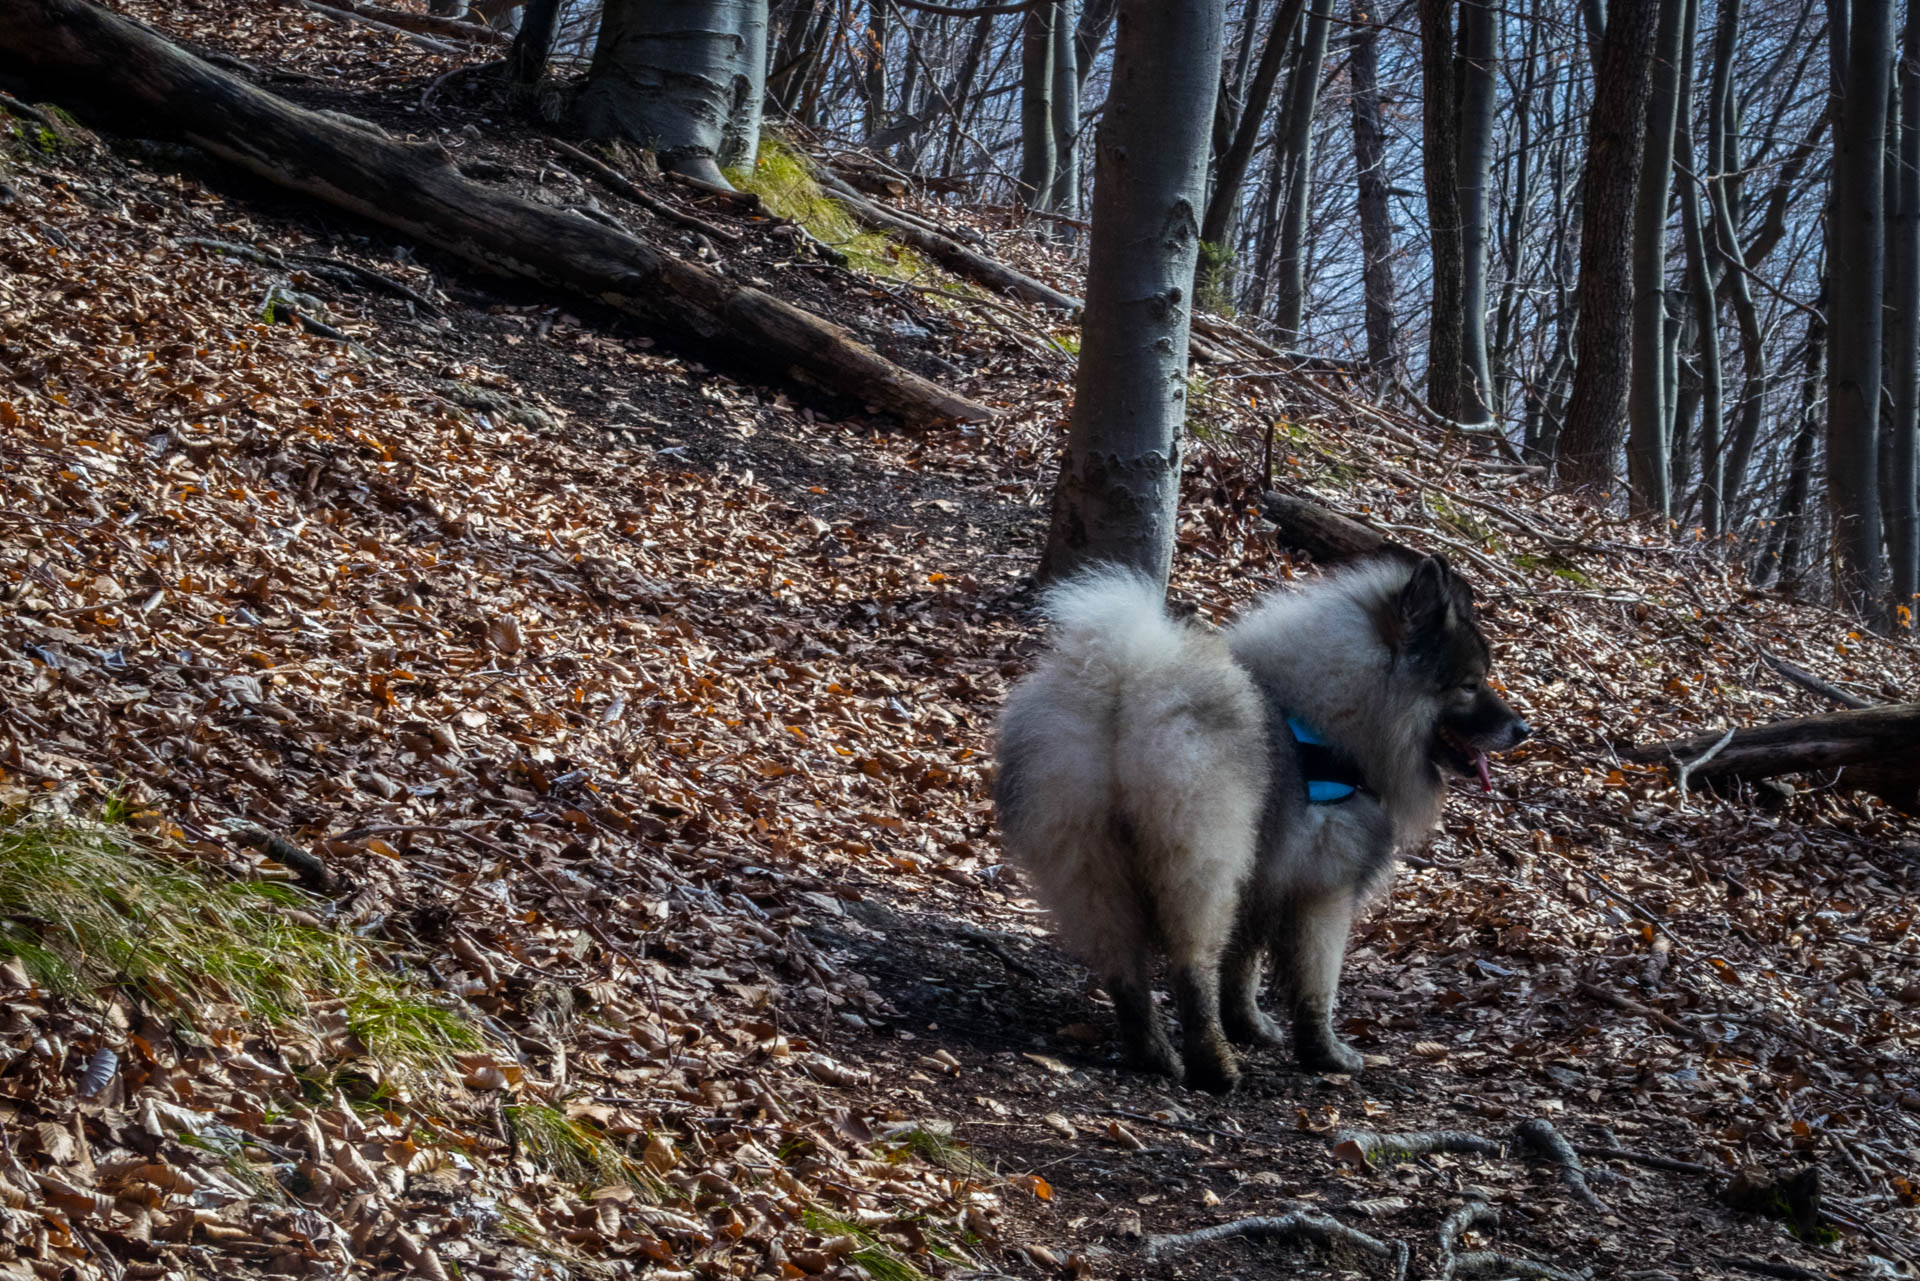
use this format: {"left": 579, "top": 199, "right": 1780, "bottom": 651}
{"left": 1331, "top": 1128, "right": 1503, "bottom": 1166}
{"left": 1760, "top": 651, "right": 1876, "bottom": 709}
{"left": 1571, "top": 1143, "right": 1713, "bottom": 1177}
{"left": 1513, "top": 1117, "right": 1606, "bottom": 1211}
{"left": 1098, "top": 1108, "right": 1252, "bottom": 1145}
{"left": 1145, "top": 1206, "right": 1409, "bottom": 1280}
{"left": 1712, "top": 1256, "right": 1835, "bottom": 1281}
{"left": 230, "top": 826, "right": 333, "bottom": 893}
{"left": 296, "top": 0, "right": 465, "bottom": 54}
{"left": 1673, "top": 727, "right": 1737, "bottom": 808}
{"left": 1574, "top": 979, "right": 1716, "bottom": 1046}
{"left": 547, "top": 139, "right": 743, "bottom": 244}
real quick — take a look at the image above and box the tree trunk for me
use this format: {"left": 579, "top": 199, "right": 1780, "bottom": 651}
{"left": 1778, "top": 293, "right": 1826, "bottom": 595}
{"left": 1455, "top": 0, "right": 1499, "bottom": 422}
{"left": 1627, "top": 0, "right": 1685, "bottom": 518}
{"left": 1020, "top": 0, "right": 1058, "bottom": 208}
{"left": 505, "top": 0, "right": 560, "bottom": 111}
{"left": 0, "top": 0, "right": 990, "bottom": 429}
{"left": 1349, "top": 0, "right": 1398, "bottom": 380}
{"left": 577, "top": 0, "right": 767, "bottom": 187}
{"left": 1041, "top": 0, "right": 1225, "bottom": 587}
{"left": 1420, "top": 0, "right": 1464, "bottom": 418}
{"left": 863, "top": 0, "right": 890, "bottom": 139}
{"left": 1890, "top": 0, "right": 1920, "bottom": 624}
{"left": 1048, "top": 0, "right": 1082, "bottom": 216}
{"left": 1075, "top": 0, "right": 1118, "bottom": 92}
{"left": 1827, "top": 0, "right": 1894, "bottom": 613}
{"left": 1675, "top": 0, "right": 1723, "bottom": 531}
{"left": 1273, "top": 0, "right": 1336, "bottom": 342}
{"left": 1555, "top": 0, "right": 1661, "bottom": 495}
{"left": 1201, "top": 0, "right": 1309, "bottom": 254}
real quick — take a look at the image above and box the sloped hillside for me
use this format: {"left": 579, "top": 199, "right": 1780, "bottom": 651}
{"left": 0, "top": 7, "right": 1917, "bottom": 1281}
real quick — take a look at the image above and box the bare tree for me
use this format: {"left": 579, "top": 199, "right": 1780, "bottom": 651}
{"left": 1557, "top": 0, "right": 1661, "bottom": 494}
{"left": 1456, "top": 0, "right": 1499, "bottom": 421}
{"left": 1349, "top": 0, "right": 1398, "bottom": 376}
{"left": 1627, "top": 0, "right": 1685, "bottom": 516}
{"left": 1042, "top": 0, "right": 1225, "bottom": 585}
{"left": 1419, "top": 0, "right": 1465, "bottom": 418}
{"left": 1274, "top": 0, "right": 1338, "bottom": 340}
{"left": 1826, "top": 0, "right": 1893, "bottom": 612}
{"left": 1890, "top": 0, "right": 1920, "bottom": 622}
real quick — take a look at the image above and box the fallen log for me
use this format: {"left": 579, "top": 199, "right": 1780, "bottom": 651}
{"left": 1260, "top": 490, "right": 1421, "bottom": 567}
{"left": 815, "top": 170, "right": 1084, "bottom": 313}
{"left": 0, "top": 0, "right": 989, "bottom": 427}
{"left": 1620, "top": 704, "right": 1920, "bottom": 813}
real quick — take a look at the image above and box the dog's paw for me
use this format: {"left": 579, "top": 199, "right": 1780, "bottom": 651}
{"left": 1295, "top": 1034, "right": 1364, "bottom": 1075}
{"left": 1183, "top": 1052, "right": 1241, "bottom": 1096}
{"left": 1223, "top": 1008, "right": 1286, "bottom": 1048}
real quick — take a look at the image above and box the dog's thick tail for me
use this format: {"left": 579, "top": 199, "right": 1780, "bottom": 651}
{"left": 1039, "top": 565, "right": 1189, "bottom": 676}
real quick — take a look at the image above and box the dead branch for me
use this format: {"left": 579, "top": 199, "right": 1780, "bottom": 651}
{"left": 1712, "top": 1255, "right": 1835, "bottom": 1280}
{"left": 1619, "top": 704, "right": 1920, "bottom": 813}
{"left": 1261, "top": 491, "right": 1423, "bottom": 568}
{"left": 547, "top": 138, "right": 742, "bottom": 244}
{"left": 1572, "top": 1143, "right": 1713, "bottom": 1177}
{"left": 1573, "top": 980, "right": 1715, "bottom": 1046}
{"left": 0, "top": 0, "right": 990, "bottom": 426}
{"left": 331, "top": 0, "right": 511, "bottom": 43}
{"left": 1674, "top": 726, "right": 1737, "bottom": 807}
{"left": 1760, "top": 651, "right": 1876, "bottom": 709}
{"left": 1145, "top": 1207, "right": 1409, "bottom": 1279}
{"left": 1513, "top": 1118, "right": 1605, "bottom": 1211}
{"left": 231, "top": 826, "right": 333, "bottom": 893}
{"left": 0, "top": 92, "right": 50, "bottom": 125}
{"left": 1435, "top": 1202, "right": 1584, "bottom": 1280}
{"left": 296, "top": 0, "right": 466, "bottom": 54}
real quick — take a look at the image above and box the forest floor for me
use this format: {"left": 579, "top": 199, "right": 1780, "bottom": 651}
{"left": 1, "top": 4, "right": 1919, "bottom": 1280}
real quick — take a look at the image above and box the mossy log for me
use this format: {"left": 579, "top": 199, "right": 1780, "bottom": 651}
{"left": 0, "top": 0, "right": 990, "bottom": 427}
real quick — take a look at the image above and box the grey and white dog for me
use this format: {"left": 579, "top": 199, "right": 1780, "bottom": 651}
{"left": 994, "top": 555, "right": 1529, "bottom": 1093}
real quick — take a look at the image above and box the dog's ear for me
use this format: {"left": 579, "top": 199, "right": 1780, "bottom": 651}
{"left": 1398, "top": 555, "right": 1455, "bottom": 641}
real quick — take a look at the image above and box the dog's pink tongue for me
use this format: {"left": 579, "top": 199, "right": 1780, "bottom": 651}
{"left": 1474, "top": 749, "right": 1492, "bottom": 793}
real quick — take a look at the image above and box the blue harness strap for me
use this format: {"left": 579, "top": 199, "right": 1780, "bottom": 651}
{"left": 1287, "top": 715, "right": 1365, "bottom": 805}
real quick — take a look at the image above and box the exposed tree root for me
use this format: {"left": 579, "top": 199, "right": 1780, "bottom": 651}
{"left": 1436, "top": 1202, "right": 1588, "bottom": 1281}
{"left": 1331, "top": 1128, "right": 1504, "bottom": 1166}
{"left": 1513, "top": 1117, "right": 1607, "bottom": 1210}
{"left": 1145, "top": 1207, "right": 1410, "bottom": 1279}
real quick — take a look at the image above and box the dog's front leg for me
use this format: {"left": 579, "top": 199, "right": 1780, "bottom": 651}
{"left": 1277, "top": 892, "right": 1364, "bottom": 1073}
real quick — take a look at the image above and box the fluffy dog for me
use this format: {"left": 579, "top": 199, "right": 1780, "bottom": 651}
{"left": 995, "top": 555, "right": 1528, "bottom": 1091}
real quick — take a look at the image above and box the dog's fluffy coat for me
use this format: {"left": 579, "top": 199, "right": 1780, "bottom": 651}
{"left": 996, "top": 556, "right": 1527, "bottom": 1091}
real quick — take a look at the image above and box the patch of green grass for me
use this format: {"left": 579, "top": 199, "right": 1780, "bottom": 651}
{"left": 506, "top": 1103, "right": 665, "bottom": 1196}
{"left": 725, "top": 134, "right": 923, "bottom": 279}
{"left": 885, "top": 1125, "right": 994, "bottom": 1180}
{"left": 0, "top": 818, "right": 479, "bottom": 1079}
{"left": 802, "top": 1210, "right": 932, "bottom": 1281}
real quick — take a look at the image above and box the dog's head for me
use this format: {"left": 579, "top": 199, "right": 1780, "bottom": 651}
{"left": 1389, "top": 556, "right": 1529, "bottom": 790}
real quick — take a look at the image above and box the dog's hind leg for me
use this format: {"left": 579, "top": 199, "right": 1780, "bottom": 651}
{"left": 1154, "top": 870, "right": 1243, "bottom": 1094}
{"left": 1106, "top": 957, "right": 1181, "bottom": 1083}
{"left": 1274, "top": 892, "right": 1364, "bottom": 1074}
{"left": 1219, "top": 929, "right": 1284, "bottom": 1047}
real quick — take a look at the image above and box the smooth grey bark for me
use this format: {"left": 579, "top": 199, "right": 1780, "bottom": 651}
{"left": 1048, "top": 0, "right": 1082, "bottom": 215}
{"left": 1075, "top": 0, "right": 1117, "bottom": 92}
{"left": 1627, "top": 0, "right": 1684, "bottom": 517}
{"left": 1350, "top": 0, "right": 1398, "bottom": 377}
{"left": 1705, "top": 0, "right": 1768, "bottom": 528}
{"left": 1675, "top": 0, "right": 1724, "bottom": 531}
{"left": 1456, "top": 0, "right": 1498, "bottom": 422}
{"left": 1273, "top": 0, "right": 1335, "bottom": 341}
{"left": 1420, "top": 0, "right": 1464, "bottom": 418}
{"left": 1491, "top": 0, "right": 1543, "bottom": 415}
{"left": 1042, "top": 0, "right": 1225, "bottom": 587}
{"left": 578, "top": 0, "right": 768, "bottom": 186}
{"left": 1021, "top": 0, "right": 1058, "bottom": 207}
{"left": 1556, "top": 0, "right": 1661, "bottom": 495}
{"left": 1891, "top": 0, "right": 1920, "bottom": 622}
{"left": 1826, "top": 0, "right": 1893, "bottom": 612}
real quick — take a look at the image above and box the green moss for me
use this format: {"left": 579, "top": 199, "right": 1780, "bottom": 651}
{"left": 1514, "top": 551, "right": 1593, "bottom": 585}
{"left": 0, "top": 818, "right": 478, "bottom": 1079}
{"left": 725, "top": 134, "right": 924, "bottom": 279}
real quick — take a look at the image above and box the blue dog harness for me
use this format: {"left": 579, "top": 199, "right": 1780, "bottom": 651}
{"left": 1288, "top": 716, "right": 1368, "bottom": 804}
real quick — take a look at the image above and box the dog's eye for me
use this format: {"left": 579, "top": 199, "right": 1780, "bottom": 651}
{"left": 1457, "top": 681, "right": 1481, "bottom": 694}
